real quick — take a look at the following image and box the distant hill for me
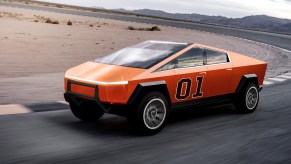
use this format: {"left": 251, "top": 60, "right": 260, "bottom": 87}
{"left": 115, "top": 8, "right": 291, "bottom": 35}
{"left": 92, "top": 6, "right": 106, "bottom": 10}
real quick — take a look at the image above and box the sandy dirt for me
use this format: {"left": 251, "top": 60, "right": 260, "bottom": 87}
{"left": 0, "top": 5, "right": 291, "bottom": 104}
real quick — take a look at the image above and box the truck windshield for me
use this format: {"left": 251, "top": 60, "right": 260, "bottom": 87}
{"left": 94, "top": 41, "right": 187, "bottom": 69}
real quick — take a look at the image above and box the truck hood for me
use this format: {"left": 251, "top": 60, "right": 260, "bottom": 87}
{"left": 65, "top": 61, "right": 145, "bottom": 85}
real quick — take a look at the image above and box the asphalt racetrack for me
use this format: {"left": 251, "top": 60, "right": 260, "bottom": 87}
{"left": 1, "top": 2, "right": 291, "bottom": 163}
{"left": 0, "top": 79, "right": 291, "bottom": 163}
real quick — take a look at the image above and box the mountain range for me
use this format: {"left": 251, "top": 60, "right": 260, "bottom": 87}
{"left": 114, "top": 8, "right": 291, "bottom": 35}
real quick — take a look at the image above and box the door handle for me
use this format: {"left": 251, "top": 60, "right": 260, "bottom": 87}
{"left": 226, "top": 68, "right": 232, "bottom": 71}
{"left": 199, "top": 72, "right": 206, "bottom": 74}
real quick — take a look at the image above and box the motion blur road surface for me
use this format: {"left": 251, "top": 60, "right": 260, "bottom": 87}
{"left": 1, "top": 2, "right": 291, "bottom": 51}
{"left": 0, "top": 80, "right": 291, "bottom": 163}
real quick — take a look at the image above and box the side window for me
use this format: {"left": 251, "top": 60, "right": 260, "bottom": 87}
{"left": 177, "top": 47, "right": 204, "bottom": 68}
{"left": 156, "top": 60, "right": 176, "bottom": 72}
{"left": 206, "top": 49, "right": 228, "bottom": 65}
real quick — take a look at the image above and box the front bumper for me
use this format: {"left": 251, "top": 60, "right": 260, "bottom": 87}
{"left": 64, "top": 80, "right": 109, "bottom": 112}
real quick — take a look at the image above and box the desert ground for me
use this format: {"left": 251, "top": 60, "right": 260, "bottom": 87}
{"left": 0, "top": 4, "right": 291, "bottom": 104}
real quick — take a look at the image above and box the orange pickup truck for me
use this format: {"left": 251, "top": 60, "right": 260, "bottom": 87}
{"left": 64, "top": 40, "right": 267, "bottom": 135}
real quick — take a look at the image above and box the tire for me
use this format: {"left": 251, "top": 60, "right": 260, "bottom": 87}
{"left": 70, "top": 102, "right": 104, "bottom": 121}
{"left": 234, "top": 83, "right": 259, "bottom": 113}
{"left": 127, "top": 92, "right": 169, "bottom": 135}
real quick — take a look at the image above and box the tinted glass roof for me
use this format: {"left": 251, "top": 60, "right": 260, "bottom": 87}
{"left": 94, "top": 41, "right": 188, "bottom": 69}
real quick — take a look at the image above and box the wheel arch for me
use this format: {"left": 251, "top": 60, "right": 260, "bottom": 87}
{"left": 235, "top": 74, "right": 258, "bottom": 94}
{"left": 127, "top": 80, "right": 171, "bottom": 106}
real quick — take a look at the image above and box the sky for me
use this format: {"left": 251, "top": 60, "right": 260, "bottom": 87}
{"left": 36, "top": 0, "right": 291, "bottom": 19}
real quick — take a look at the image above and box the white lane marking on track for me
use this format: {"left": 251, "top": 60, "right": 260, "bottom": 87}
{"left": 268, "top": 77, "right": 286, "bottom": 82}
{"left": 57, "top": 101, "right": 69, "bottom": 105}
{"left": 0, "top": 104, "right": 31, "bottom": 115}
{"left": 277, "top": 75, "right": 291, "bottom": 79}
{"left": 263, "top": 81, "right": 274, "bottom": 85}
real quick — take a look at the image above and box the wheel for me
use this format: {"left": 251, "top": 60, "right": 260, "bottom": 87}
{"left": 127, "top": 92, "right": 169, "bottom": 135}
{"left": 70, "top": 102, "right": 104, "bottom": 121}
{"left": 234, "top": 83, "right": 259, "bottom": 113}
